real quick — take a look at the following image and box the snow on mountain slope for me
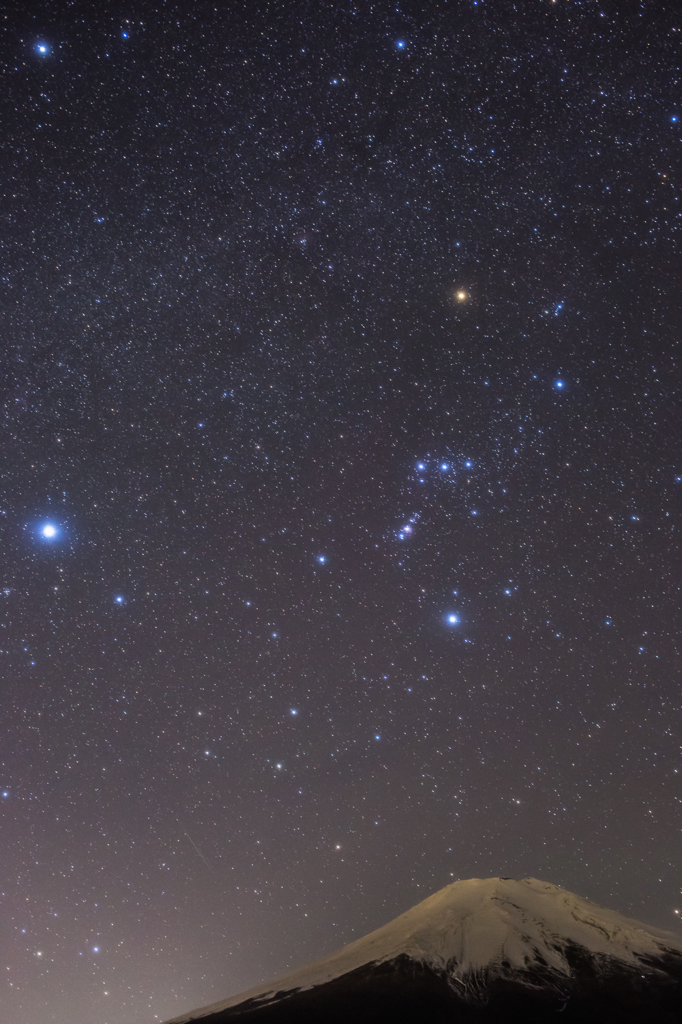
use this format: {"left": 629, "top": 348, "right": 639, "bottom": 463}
{"left": 162, "top": 876, "right": 682, "bottom": 1023}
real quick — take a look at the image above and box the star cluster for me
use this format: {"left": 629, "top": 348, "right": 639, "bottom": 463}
{"left": 1, "top": 2, "right": 681, "bottom": 1024}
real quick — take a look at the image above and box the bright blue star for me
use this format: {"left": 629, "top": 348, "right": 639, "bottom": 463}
{"left": 465, "top": 461, "right": 472, "bottom": 467}
{"left": 446, "top": 613, "right": 459, "bottom": 625}
{"left": 40, "top": 522, "right": 58, "bottom": 540}
{"left": 672, "top": 116, "right": 678, "bottom": 122}
{"left": 417, "top": 462, "right": 425, "bottom": 470}
{"left": 122, "top": 31, "right": 129, "bottom": 38}
{"left": 440, "top": 462, "right": 449, "bottom": 471}
{"left": 290, "top": 709, "right": 298, "bottom": 715}
{"left": 317, "top": 555, "right": 326, "bottom": 563}
{"left": 555, "top": 379, "right": 564, "bottom": 389}
{"left": 36, "top": 43, "right": 49, "bottom": 55}
{"left": 396, "top": 40, "right": 406, "bottom": 49}
{"left": 115, "top": 595, "right": 124, "bottom": 604}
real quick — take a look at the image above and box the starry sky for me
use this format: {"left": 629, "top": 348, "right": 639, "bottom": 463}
{"left": 2, "top": 2, "right": 681, "bottom": 1022}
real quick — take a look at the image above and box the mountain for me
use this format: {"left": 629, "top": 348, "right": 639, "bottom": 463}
{"left": 161, "top": 876, "right": 682, "bottom": 1023}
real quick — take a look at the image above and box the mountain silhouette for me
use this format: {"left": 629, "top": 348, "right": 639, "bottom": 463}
{"left": 162, "top": 876, "right": 682, "bottom": 1023}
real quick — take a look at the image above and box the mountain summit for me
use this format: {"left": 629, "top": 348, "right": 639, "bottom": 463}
{"left": 162, "top": 876, "right": 682, "bottom": 1023}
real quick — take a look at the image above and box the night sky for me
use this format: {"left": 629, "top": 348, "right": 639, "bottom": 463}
{"left": 2, "top": 2, "right": 681, "bottom": 1023}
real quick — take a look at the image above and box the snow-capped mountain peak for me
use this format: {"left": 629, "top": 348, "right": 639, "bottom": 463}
{"left": 162, "top": 877, "right": 682, "bottom": 1023}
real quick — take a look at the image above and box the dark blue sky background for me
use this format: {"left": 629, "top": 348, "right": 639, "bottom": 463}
{"left": 1, "top": 2, "right": 681, "bottom": 1023}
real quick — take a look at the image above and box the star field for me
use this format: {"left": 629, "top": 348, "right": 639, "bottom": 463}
{"left": 1, "top": 2, "right": 681, "bottom": 1023}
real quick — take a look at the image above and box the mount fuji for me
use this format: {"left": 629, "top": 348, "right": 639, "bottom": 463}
{"left": 162, "top": 876, "right": 682, "bottom": 1023}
